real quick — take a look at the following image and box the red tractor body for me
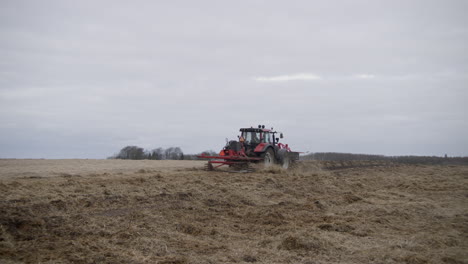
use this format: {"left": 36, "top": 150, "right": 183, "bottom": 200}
{"left": 198, "top": 125, "right": 299, "bottom": 170}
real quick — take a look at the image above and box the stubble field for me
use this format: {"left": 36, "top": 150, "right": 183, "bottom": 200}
{"left": 0, "top": 159, "right": 467, "bottom": 264}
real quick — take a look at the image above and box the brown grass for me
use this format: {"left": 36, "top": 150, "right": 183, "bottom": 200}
{"left": 0, "top": 160, "right": 467, "bottom": 263}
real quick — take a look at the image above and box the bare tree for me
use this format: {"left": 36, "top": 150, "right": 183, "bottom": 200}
{"left": 151, "top": 148, "right": 165, "bottom": 160}
{"left": 115, "top": 146, "right": 146, "bottom": 160}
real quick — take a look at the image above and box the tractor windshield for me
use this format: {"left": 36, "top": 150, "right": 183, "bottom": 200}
{"left": 243, "top": 131, "right": 260, "bottom": 143}
{"left": 242, "top": 131, "right": 271, "bottom": 144}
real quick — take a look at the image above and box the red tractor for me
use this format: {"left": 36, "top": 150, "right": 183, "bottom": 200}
{"left": 198, "top": 125, "right": 299, "bottom": 170}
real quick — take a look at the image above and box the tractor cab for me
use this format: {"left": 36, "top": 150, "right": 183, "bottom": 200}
{"left": 240, "top": 129, "right": 272, "bottom": 144}
{"left": 240, "top": 126, "right": 278, "bottom": 155}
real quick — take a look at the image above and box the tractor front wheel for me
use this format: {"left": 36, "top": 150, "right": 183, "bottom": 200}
{"left": 278, "top": 149, "right": 290, "bottom": 169}
{"left": 261, "top": 148, "right": 276, "bottom": 167}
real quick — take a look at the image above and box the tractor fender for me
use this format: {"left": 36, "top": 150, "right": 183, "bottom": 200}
{"left": 254, "top": 143, "right": 272, "bottom": 153}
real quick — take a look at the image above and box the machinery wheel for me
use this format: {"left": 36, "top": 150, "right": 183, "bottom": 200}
{"left": 261, "top": 148, "right": 275, "bottom": 167}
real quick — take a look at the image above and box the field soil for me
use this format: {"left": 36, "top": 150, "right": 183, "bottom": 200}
{"left": 0, "top": 159, "right": 467, "bottom": 264}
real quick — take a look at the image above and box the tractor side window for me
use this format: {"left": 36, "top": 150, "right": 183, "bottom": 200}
{"left": 262, "top": 133, "right": 271, "bottom": 143}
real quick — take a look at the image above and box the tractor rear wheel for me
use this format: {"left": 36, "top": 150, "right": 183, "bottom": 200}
{"left": 261, "top": 148, "right": 275, "bottom": 167}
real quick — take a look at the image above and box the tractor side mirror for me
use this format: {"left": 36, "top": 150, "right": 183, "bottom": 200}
{"left": 280, "top": 133, "right": 283, "bottom": 138}
{"left": 276, "top": 138, "right": 279, "bottom": 142}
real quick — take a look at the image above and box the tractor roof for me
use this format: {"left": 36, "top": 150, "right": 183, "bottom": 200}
{"left": 240, "top": 127, "right": 274, "bottom": 133}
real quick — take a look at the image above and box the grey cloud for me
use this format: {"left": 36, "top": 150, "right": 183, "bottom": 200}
{"left": 1, "top": 0, "right": 467, "bottom": 158}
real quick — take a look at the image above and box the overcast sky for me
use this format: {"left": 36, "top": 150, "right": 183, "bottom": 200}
{"left": 1, "top": 0, "right": 467, "bottom": 158}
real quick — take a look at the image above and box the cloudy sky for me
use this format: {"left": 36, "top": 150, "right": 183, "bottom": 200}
{"left": 1, "top": 0, "right": 467, "bottom": 158}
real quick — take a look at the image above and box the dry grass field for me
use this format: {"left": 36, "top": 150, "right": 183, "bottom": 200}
{"left": 0, "top": 159, "right": 467, "bottom": 264}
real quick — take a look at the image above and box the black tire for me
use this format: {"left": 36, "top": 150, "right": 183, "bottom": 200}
{"left": 261, "top": 148, "right": 275, "bottom": 167}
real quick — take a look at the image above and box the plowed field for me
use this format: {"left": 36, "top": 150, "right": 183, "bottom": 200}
{"left": 1, "top": 160, "right": 467, "bottom": 264}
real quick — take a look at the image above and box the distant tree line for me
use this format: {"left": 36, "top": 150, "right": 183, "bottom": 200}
{"left": 301, "top": 152, "right": 468, "bottom": 165}
{"left": 110, "top": 146, "right": 218, "bottom": 160}
{"left": 111, "top": 146, "right": 184, "bottom": 160}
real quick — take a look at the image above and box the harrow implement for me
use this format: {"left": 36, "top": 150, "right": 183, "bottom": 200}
{"left": 197, "top": 154, "right": 262, "bottom": 171}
